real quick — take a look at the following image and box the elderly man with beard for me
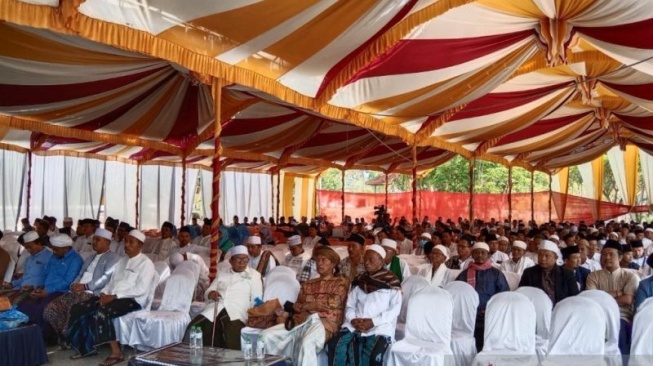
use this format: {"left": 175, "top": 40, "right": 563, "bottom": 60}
{"left": 327, "top": 244, "right": 402, "bottom": 366}
{"left": 262, "top": 246, "right": 349, "bottom": 365}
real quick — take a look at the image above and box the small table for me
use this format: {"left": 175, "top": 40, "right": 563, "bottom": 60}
{"left": 0, "top": 324, "right": 48, "bottom": 366}
{"left": 128, "top": 342, "right": 288, "bottom": 366}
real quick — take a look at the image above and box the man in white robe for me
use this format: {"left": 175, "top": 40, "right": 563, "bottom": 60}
{"left": 143, "top": 221, "right": 178, "bottom": 262}
{"left": 486, "top": 234, "right": 509, "bottom": 265}
{"left": 247, "top": 235, "right": 277, "bottom": 277}
{"left": 381, "top": 238, "right": 411, "bottom": 283}
{"left": 417, "top": 243, "right": 453, "bottom": 287}
{"left": 500, "top": 240, "right": 535, "bottom": 275}
{"left": 285, "top": 235, "right": 312, "bottom": 281}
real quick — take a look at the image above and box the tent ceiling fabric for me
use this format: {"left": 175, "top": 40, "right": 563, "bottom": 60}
{"left": 1, "top": 0, "right": 653, "bottom": 174}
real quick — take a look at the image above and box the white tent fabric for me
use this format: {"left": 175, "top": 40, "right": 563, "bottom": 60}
{"left": 578, "top": 161, "right": 597, "bottom": 200}
{"left": 444, "top": 281, "right": 479, "bottom": 366}
{"left": 30, "top": 155, "right": 65, "bottom": 220}
{"left": 607, "top": 146, "right": 629, "bottom": 205}
{"left": 515, "top": 286, "right": 553, "bottom": 362}
{"left": 0, "top": 150, "right": 26, "bottom": 230}
{"left": 541, "top": 296, "right": 606, "bottom": 366}
{"left": 64, "top": 156, "right": 105, "bottom": 221}
{"left": 139, "top": 165, "right": 178, "bottom": 229}
{"left": 263, "top": 266, "right": 300, "bottom": 305}
{"left": 641, "top": 151, "right": 653, "bottom": 207}
{"left": 220, "top": 170, "right": 272, "bottom": 222}
{"left": 387, "top": 286, "right": 454, "bottom": 366}
{"left": 630, "top": 298, "right": 653, "bottom": 366}
{"left": 200, "top": 169, "right": 212, "bottom": 220}
{"left": 116, "top": 264, "right": 198, "bottom": 350}
{"left": 472, "top": 292, "right": 537, "bottom": 366}
{"left": 395, "top": 275, "right": 429, "bottom": 341}
{"left": 183, "top": 168, "right": 200, "bottom": 225}
{"left": 578, "top": 290, "right": 622, "bottom": 362}
{"left": 104, "top": 160, "right": 137, "bottom": 226}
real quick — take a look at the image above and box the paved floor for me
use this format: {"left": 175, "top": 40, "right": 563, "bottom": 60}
{"left": 46, "top": 344, "right": 138, "bottom": 365}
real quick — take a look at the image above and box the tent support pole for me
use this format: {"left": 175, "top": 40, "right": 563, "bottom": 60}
{"left": 384, "top": 173, "right": 389, "bottom": 208}
{"left": 180, "top": 156, "right": 187, "bottom": 226}
{"left": 26, "top": 151, "right": 32, "bottom": 222}
{"left": 209, "top": 78, "right": 223, "bottom": 282}
{"left": 508, "top": 166, "right": 513, "bottom": 223}
{"left": 135, "top": 163, "right": 140, "bottom": 229}
{"left": 412, "top": 145, "right": 417, "bottom": 223}
{"left": 271, "top": 172, "right": 275, "bottom": 222}
{"left": 276, "top": 169, "right": 281, "bottom": 224}
{"left": 530, "top": 170, "right": 535, "bottom": 224}
{"left": 468, "top": 157, "right": 475, "bottom": 222}
{"left": 341, "top": 169, "right": 346, "bottom": 223}
{"left": 548, "top": 173, "right": 553, "bottom": 222}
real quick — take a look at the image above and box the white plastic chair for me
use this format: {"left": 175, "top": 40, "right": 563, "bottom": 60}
{"left": 395, "top": 275, "right": 429, "bottom": 341}
{"left": 579, "top": 290, "right": 622, "bottom": 365}
{"left": 116, "top": 263, "right": 199, "bottom": 350}
{"left": 472, "top": 292, "right": 537, "bottom": 366}
{"left": 444, "top": 281, "right": 479, "bottom": 366}
{"left": 630, "top": 297, "right": 653, "bottom": 366}
{"left": 541, "top": 296, "right": 607, "bottom": 366}
{"left": 501, "top": 270, "right": 521, "bottom": 291}
{"left": 387, "top": 286, "right": 454, "bottom": 366}
{"left": 263, "top": 266, "right": 301, "bottom": 305}
{"left": 515, "top": 286, "right": 552, "bottom": 362}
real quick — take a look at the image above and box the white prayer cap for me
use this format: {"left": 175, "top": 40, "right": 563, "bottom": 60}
{"left": 549, "top": 234, "right": 560, "bottom": 242}
{"left": 128, "top": 229, "right": 146, "bottom": 244}
{"left": 366, "top": 244, "right": 387, "bottom": 260}
{"left": 364, "top": 224, "right": 374, "bottom": 232}
{"left": 472, "top": 242, "right": 490, "bottom": 252}
{"left": 94, "top": 228, "right": 112, "bottom": 241}
{"left": 230, "top": 245, "right": 249, "bottom": 257}
{"left": 608, "top": 232, "right": 619, "bottom": 240}
{"left": 23, "top": 231, "right": 40, "bottom": 244}
{"left": 589, "top": 228, "right": 599, "bottom": 234}
{"left": 498, "top": 235, "right": 509, "bottom": 242}
{"left": 434, "top": 244, "right": 450, "bottom": 261}
{"left": 372, "top": 227, "right": 383, "bottom": 236}
{"left": 381, "top": 238, "right": 397, "bottom": 251}
{"left": 420, "top": 233, "right": 432, "bottom": 240}
{"left": 288, "top": 235, "right": 302, "bottom": 246}
{"left": 571, "top": 226, "right": 578, "bottom": 233}
{"left": 512, "top": 240, "right": 527, "bottom": 250}
{"left": 646, "top": 228, "right": 653, "bottom": 233}
{"left": 247, "top": 236, "right": 262, "bottom": 245}
{"left": 63, "top": 217, "right": 73, "bottom": 223}
{"left": 50, "top": 234, "right": 73, "bottom": 248}
{"left": 170, "top": 252, "right": 184, "bottom": 268}
{"left": 540, "top": 240, "right": 559, "bottom": 257}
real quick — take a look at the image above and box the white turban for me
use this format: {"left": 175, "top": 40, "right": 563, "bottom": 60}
{"left": 540, "top": 240, "right": 560, "bottom": 258}
{"left": 512, "top": 240, "right": 527, "bottom": 250}
{"left": 128, "top": 230, "right": 146, "bottom": 243}
{"left": 288, "top": 235, "right": 302, "bottom": 246}
{"left": 50, "top": 234, "right": 73, "bottom": 248}
{"left": 94, "top": 228, "right": 112, "bottom": 241}
{"left": 472, "top": 242, "right": 490, "bottom": 252}
{"left": 434, "top": 244, "right": 450, "bottom": 261}
{"left": 230, "top": 245, "right": 249, "bottom": 257}
{"left": 381, "top": 238, "right": 397, "bottom": 251}
{"left": 366, "top": 244, "right": 387, "bottom": 260}
{"left": 247, "top": 236, "right": 262, "bottom": 245}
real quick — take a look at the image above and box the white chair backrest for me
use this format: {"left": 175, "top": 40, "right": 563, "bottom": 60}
{"left": 515, "top": 286, "right": 552, "bottom": 340}
{"left": 158, "top": 266, "right": 198, "bottom": 313}
{"left": 143, "top": 269, "right": 161, "bottom": 311}
{"left": 444, "top": 281, "right": 479, "bottom": 336}
{"left": 263, "top": 266, "right": 300, "bottom": 305}
{"left": 578, "top": 290, "right": 621, "bottom": 355}
{"left": 546, "top": 297, "right": 606, "bottom": 356}
{"left": 405, "top": 286, "right": 453, "bottom": 346}
{"left": 154, "top": 261, "right": 171, "bottom": 283}
{"left": 449, "top": 269, "right": 462, "bottom": 280}
{"left": 631, "top": 297, "right": 653, "bottom": 356}
{"left": 398, "top": 275, "right": 429, "bottom": 323}
{"left": 502, "top": 271, "right": 521, "bottom": 291}
{"left": 483, "top": 292, "right": 536, "bottom": 354}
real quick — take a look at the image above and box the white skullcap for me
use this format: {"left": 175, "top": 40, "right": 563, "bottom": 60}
{"left": 498, "top": 236, "right": 509, "bottom": 242}
{"left": 23, "top": 231, "right": 40, "bottom": 243}
{"left": 540, "top": 240, "right": 560, "bottom": 257}
{"left": 472, "top": 242, "right": 490, "bottom": 252}
{"left": 247, "top": 236, "right": 262, "bottom": 245}
{"left": 589, "top": 228, "right": 599, "bottom": 233}
{"left": 381, "top": 238, "right": 397, "bottom": 251}
{"left": 512, "top": 240, "right": 527, "bottom": 250}
{"left": 549, "top": 234, "right": 560, "bottom": 241}
{"left": 128, "top": 229, "right": 146, "bottom": 243}
{"left": 366, "top": 244, "right": 387, "bottom": 260}
{"left": 230, "top": 245, "right": 249, "bottom": 257}
{"left": 434, "top": 244, "right": 450, "bottom": 261}
{"left": 372, "top": 227, "right": 383, "bottom": 236}
{"left": 364, "top": 224, "right": 374, "bottom": 232}
{"left": 646, "top": 228, "right": 653, "bottom": 233}
{"left": 170, "top": 252, "right": 184, "bottom": 268}
{"left": 608, "top": 232, "right": 619, "bottom": 239}
{"left": 420, "top": 233, "right": 432, "bottom": 240}
{"left": 571, "top": 226, "right": 578, "bottom": 233}
{"left": 288, "top": 235, "right": 302, "bottom": 246}
{"left": 63, "top": 217, "right": 73, "bottom": 222}
{"left": 50, "top": 234, "right": 73, "bottom": 248}
{"left": 94, "top": 228, "right": 112, "bottom": 241}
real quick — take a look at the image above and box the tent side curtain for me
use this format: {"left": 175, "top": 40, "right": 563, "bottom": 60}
{"left": 219, "top": 171, "right": 273, "bottom": 224}
{"left": 0, "top": 150, "right": 26, "bottom": 231}
{"left": 104, "top": 161, "right": 137, "bottom": 227}
{"left": 642, "top": 150, "right": 653, "bottom": 209}
{"left": 64, "top": 156, "right": 105, "bottom": 221}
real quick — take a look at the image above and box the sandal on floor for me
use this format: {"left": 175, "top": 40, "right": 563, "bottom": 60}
{"left": 98, "top": 355, "right": 124, "bottom": 366}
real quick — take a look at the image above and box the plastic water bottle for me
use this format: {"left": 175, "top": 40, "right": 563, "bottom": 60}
{"left": 195, "top": 327, "right": 203, "bottom": 349}
{"left": 189, "top": 327, "right": 198, "bottom": 349}
{"left": 256, "top": 337, "right": 265, "bottom": 360}
{"left": 242, "top": 335, "right": 253, "bottom": 360}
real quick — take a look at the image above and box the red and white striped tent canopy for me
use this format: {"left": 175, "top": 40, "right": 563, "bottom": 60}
{"left": 2, "top": 0, "right": 653, "bottom": 174}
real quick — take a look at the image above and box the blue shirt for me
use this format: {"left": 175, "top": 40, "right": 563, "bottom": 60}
{"left": 43, "top": 249, "right": 83, "bottom": 294}
{"left": 456, "top": 266, "right": 510, "bottom": 312}
{"left": 12, "top": 248, "right": 52, "bottom": 289}
{"left": 634, "top": 276, "right": 653, "bottom": 312}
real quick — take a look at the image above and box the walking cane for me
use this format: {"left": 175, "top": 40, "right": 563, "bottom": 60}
{"left": 211, "top": 296, "right": 219, "bottom": 346}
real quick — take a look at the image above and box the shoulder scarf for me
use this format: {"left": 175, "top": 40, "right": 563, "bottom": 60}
{"left": 353, "top": 269, "right": 401, "bottom": 294}
{"left": 257, "top": 250, "right": 272, "bottom": 276}
{"left": 466, "top": 260, "right": 493, "bottom": 288}
{"left": 389, "top": 256, "right": 403, "bottom": 283}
